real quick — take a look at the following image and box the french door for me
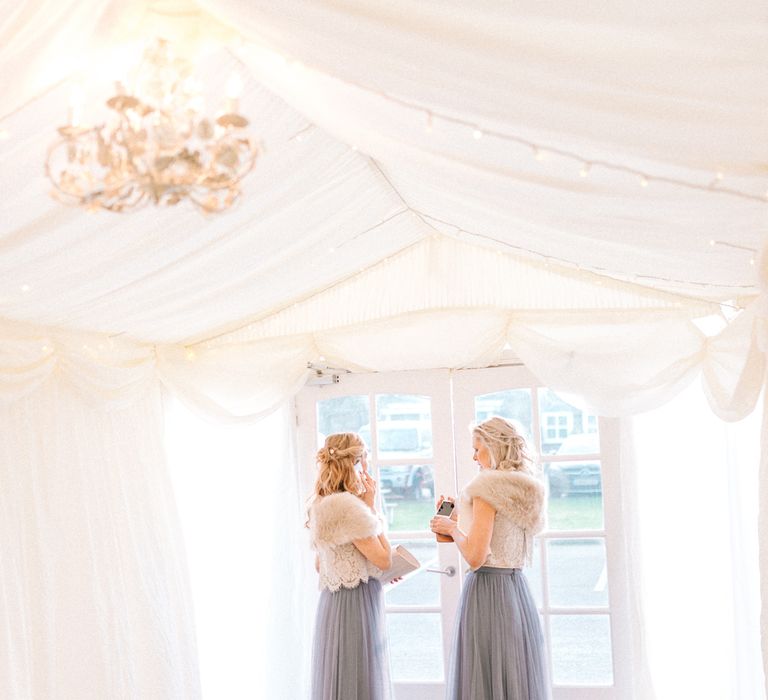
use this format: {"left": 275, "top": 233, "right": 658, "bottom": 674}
{"left": 296, "top": 365, "right": 629, "bottom": 699}
{"left": 452, "top": 366, "right": 630, "bottom": 698}
{"left": 297, "top": 369, "right": 460, "bottom": 700}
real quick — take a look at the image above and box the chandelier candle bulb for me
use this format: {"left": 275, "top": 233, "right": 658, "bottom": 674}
{"left": 225, "top": 73, "right": 244, "bottom": 113}
{"left": 67, "top": 84, "right": 85, "bottom": 127}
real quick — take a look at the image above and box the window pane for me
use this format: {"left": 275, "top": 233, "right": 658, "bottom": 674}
{"left": 374, "top": 394, "right": 432, "bottom": 459}
{"left": 538, "top": 389, "right": 599, "bottom": 455}
{"left": 379, "top": 464, "right": 435, "bottom": 532}
{"left": 317, "top": 395, "right": 370, "bottom": 443}
{"left": 474, "top": 389, "right": 533, "bottom": 438}
{"left": 545, "top": 460, "right": 604, "bottom": 530}
{"left": 385, "top": 539, "right": 439, "bottom": 606}
{"left": 547, "top": 539, "right": 609, "bottom": 608}
{"left": 550, "top": 615, "right": 614, "bottom": 686}
{"left": 387, "top": 613, "right": 444, "bottom": 681}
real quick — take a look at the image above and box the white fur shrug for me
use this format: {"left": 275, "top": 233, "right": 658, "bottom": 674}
{"left": 459, "top": 469, "right": 546, "bottom": 569}
{"left": 309, "top": 492, "right": 382, "bottom": 592}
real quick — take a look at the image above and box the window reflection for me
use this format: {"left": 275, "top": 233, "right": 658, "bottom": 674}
{"left": 474, "top": 389, "right": 533, "bottom": 439}
{"left": 317, "top": 395, "right": 369, "bottom": 444}
{"left": 538, "top": 389, "right": 599, "bottom": 455}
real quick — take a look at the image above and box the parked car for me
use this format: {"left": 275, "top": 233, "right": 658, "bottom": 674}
{"left": 376, "top": 463, "right": 434, "bottom": 499}
{"left": 545, "top": 432, "right": 602, "bottom": 497}
{"left": 358, "top": 422, "right": 434, "bottom": 499}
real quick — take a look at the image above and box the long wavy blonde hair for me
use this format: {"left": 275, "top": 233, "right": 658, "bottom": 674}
{"left": 313, "top": 432, "right": 366, "bottom": 496}
{"left": 305, "top": 433, "right": 366, "bottom": 524}
{"left": 472, "top": 416, "right": 536, "bottom": 473}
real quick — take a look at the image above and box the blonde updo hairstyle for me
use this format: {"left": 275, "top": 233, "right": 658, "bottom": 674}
{"left": 472, "top": 416, "right": 535, "bottom": 473}
{"left": 313, "top": 432, "right": 366, "bottom": 498}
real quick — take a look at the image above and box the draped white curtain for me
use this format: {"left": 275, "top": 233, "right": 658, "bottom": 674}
{"left": 628, "top": 382, "right": 764, "bottom": 698}
{"left": 0, "top": 377, "right": 200, "bottom": 699}
{"left": 164, "top": 398, "right": 316, "bottom": 699}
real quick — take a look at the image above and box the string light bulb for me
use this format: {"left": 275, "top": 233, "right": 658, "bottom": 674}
{"left": 708, "top": 171, "right": 725, "bottom": 188}
{"left": 579, "top": 163, "right": 591, "bottom": 178}
{"left": 472, "top": 128, "right": 483, "bottom": 140}
{"left": 639, "top": 175, "right": 649, "bottom": 188}
{"left": 533, "top": 146, "right": 545, "bottom": 162}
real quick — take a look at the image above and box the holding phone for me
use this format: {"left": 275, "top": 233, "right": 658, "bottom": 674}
{"left": 435, "top": 499, "right": 455, "bottom": 542}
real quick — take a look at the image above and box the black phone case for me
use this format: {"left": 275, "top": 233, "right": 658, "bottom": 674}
{"left": 436, "top": 501, "right": 454, "bottom": 516}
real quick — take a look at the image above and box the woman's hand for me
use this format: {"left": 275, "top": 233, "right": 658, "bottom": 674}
{"left": 435, "top": 495, "right": 458, "bottom": 520}
{"left": 430, "top": 494, "right": 458, "bottom": 537}
{"left": 430, "top": 514, "right": 457, "bottom": 537}
{"left": 359, "top": 470, "right": 377, "bottom": 511}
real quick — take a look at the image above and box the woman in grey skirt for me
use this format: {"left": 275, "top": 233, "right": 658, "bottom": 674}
{"left": 430, "top": 416, "right": 549, "bottom": 699}
{"left": 307, "top": 432, "right": 394, "bottom": 700}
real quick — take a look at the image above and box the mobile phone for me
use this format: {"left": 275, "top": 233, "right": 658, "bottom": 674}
{"left": 435, "top": 500, "right": 455, "bottom": 542}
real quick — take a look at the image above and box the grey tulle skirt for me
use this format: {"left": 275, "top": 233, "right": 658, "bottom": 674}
{"left": 311, "top": 578, "right": 392, "bottom": 700}
{"left": 447, "top": 567, "right": 549, "bottom": 700}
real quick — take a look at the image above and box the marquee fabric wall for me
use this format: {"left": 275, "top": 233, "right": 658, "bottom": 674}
{"left": 0, "top": 378, "right": 200, "bottom": 699}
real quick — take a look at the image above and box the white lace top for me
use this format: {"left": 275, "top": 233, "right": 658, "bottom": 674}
{"left": 308, "top": 492, "right": 382, "bottom": 592}
{"left": 458, "top": 468, "right": 546, "bottom": 569}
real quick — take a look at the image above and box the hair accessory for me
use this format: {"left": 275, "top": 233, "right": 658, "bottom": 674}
{"left": 329, "top": 447, "right": 335, "bottom": 454}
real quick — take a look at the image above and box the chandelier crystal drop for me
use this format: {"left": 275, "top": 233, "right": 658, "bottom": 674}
{"left": 46, "top": 40, "right": 259, "bottom": 213}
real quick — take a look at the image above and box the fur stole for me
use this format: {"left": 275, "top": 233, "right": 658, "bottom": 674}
{"left": 310, "top": 492, "right": 380, "bottom": 546}
{"left": 463, "top": 469, "right": 546, "bottom": 533}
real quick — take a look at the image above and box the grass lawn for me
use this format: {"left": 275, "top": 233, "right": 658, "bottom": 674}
{"left": 547, "top": 494, "right": 604, "bottom": 530}
{"left": 386, "top": 494, "right": 603, "bottom": 532}
{"left": 386, "top": 498, "right": 436, "bottom": 531}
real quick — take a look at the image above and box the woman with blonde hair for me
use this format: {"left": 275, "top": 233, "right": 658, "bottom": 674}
{"left": 430, "top": 416, "right": 549, "bottom": 699}
{"left": 307, "top": 432, "right": 393, "bottom": 700}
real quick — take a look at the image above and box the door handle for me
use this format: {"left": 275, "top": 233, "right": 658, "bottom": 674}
{"left": 426, "top": 566, "right": 456, "bottom": 577}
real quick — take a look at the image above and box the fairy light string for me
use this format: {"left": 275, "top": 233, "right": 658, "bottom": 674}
{"left": 275, "top": 51, "right": 767, "bottom": 204}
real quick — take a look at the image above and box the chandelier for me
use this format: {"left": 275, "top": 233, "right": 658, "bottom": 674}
{"left": 46, "top": 40, "right": 259, "bottom": 213}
